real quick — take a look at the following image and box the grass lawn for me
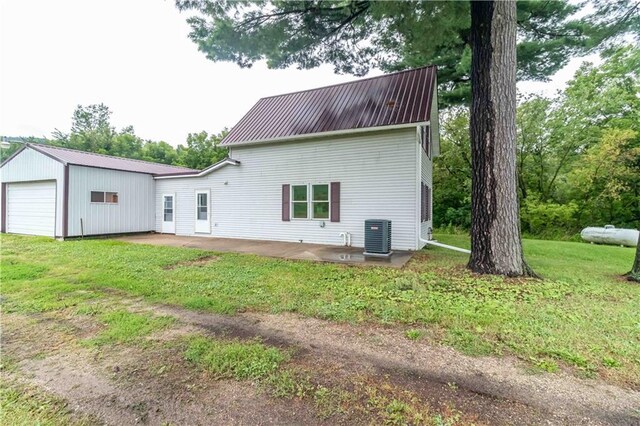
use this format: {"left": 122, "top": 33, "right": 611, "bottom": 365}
{"left": 1, "top": 233, "right": 638, "bottom": 386}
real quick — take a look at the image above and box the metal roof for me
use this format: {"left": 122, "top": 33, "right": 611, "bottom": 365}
{"left": 222, "top": 66, "right": 437, "bottom": 146}
{"left": 26, "top": 144, "right": 198, "bottom": 175}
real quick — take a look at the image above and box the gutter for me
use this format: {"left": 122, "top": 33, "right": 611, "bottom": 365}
{"left": 154, "top": 158, "right": 240, "bottom": 180}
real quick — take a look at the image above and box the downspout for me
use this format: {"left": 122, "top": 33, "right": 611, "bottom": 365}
{"left": 416, "top": 125, "right": 470, "bottom": 255}
{"left": 420, "top": 236, "right": 471, "bottom": 254}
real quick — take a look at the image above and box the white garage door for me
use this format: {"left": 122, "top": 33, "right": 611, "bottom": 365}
{"left": 7, "top": 181, "right": 56, "bottom": 237}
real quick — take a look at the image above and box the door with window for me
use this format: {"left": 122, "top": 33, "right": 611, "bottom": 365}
{"left": 162, "top": 194, "right": 175, "bottom": 234}
{"left": 195, "top": 190, "right": 210, "bottom": 233}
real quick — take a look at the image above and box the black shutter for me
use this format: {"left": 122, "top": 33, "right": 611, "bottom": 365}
{"left": 330, "top": 182, "right": 340, "bottom": 222}
{"left": 282, "top": 184, "right": 290, "bottom": 221}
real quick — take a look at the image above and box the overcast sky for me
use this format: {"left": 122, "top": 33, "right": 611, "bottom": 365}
{"left": 1, "top": 0, "right": 598, "bottom": 147}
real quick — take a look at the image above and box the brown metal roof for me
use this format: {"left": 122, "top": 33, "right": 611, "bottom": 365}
{"left": 27, "top": 144, "right": 198, "bottom": 175}
{"left": 222, "top": 66, "right": 437, "bottom": 145}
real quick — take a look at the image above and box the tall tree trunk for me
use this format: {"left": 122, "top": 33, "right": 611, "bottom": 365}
{"left": 468, "top": 0, "right": 536, "bottom": 276}
{"left": 628, "top": 234, "right": 640, "bottom": 282}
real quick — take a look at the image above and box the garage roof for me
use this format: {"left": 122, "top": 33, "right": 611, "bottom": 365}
{"left": 222, "top": 65, "right": 437, "bottom": 146}
{"left": 14, "top": 144, "right": 198, "bottom": 176}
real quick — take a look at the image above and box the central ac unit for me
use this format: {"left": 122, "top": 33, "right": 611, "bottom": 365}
{"left": 364, "top": 219, "right": 392, "bottom": 257}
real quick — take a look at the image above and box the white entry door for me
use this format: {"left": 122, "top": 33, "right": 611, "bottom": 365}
{"left": 195, "top": 190, "right": 210, "bottom": 233}
{"left": 7, "top": 181, "right": 56, "bottom": 237}
{"left": 162, "top": 194, "right": 175, "bottom": 234}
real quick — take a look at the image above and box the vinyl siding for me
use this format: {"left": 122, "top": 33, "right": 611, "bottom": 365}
{"left": 68, "top": 165, "right": 155, "bottom": 236}
{"left": 419, "top": 146, "right": 433, "bottom": 247}
{"left": 156, "top": 128, "right": 420, "bottom": 250}
{"left": 0, "top": 148, "right": 65, "bottom": 236}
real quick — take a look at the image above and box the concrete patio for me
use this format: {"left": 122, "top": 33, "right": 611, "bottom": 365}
{"left": 115, "top": 234, "right": 414, "bottom": 268}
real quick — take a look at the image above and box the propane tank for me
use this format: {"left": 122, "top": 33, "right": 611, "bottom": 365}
{"left": 580, "top": 225, "right": 639, "bottom": 247}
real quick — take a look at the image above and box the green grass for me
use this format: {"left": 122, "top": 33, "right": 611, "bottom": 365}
{"left": 0, "top": 378, "right": 93, "bottom": 426}
{"left": 86, "top": 310, "right": 175, "bottom": 346}
{"left": 1, "top": 234, "right": 638, "bottom": 385}
{"left": 184, "top": 336, "right": 287, "bottom": 379}
{"left": 404, "top": 329, "right": 423, "bottom": 340}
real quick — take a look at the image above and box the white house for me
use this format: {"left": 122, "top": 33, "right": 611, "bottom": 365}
{"left": 1, "top": 66, "right": 439, "bottom": 251}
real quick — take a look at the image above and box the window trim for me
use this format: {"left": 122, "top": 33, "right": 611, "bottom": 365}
{"left": 162, "top": 193, "right": 175, "bottom": 223}
{"left": 90, "top": 190, "right": 119, "bottom": 204}
{"left": 194, "top": 189, "right": 210, "bottom": 222}
{"left": 289, "top": 183, "right": 331, "bottom": 221}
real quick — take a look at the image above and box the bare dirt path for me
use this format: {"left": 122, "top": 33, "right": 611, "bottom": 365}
{"left": 148, "top": 302, "right": 640, "bottom": 426}
{"left": 2, "top": 312, "right": 325, "bottom": 426}
{"left": 3, "top": 294, "right": 639, "bottom": 425}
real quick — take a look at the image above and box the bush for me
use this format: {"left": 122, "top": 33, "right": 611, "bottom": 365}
{"left": 521, "top": 198, "right": 579, "bottom": 239}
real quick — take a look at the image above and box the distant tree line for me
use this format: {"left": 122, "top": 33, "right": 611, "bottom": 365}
{"left": 434, "top": 46, "right": 640, "bottom": 239}
{"left": 2, "top": 104, "right": 228, "bottom": 170}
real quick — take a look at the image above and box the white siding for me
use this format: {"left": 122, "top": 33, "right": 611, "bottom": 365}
{"left": 419, "top": 146, "right": 433, "bottom": 247}
{"left": 68, "top": 166, "right": 155, "bottom": 236}
{"left": 0, "top": 148, "right": 65, "bottom": 236}
{"left": 156, "top": 128, "right": 420, "bottom": 250}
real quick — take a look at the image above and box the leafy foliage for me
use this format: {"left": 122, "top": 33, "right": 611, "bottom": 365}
{"left": 181, "top": 130, "right": 229, "bottom": 169}
{"left": 435, "top": 46, "right": 640, "bottom": 237}
{"left": 16, "top": 103, "right": 229, "bottom": 170}
{"left": 176, "top": 0, "right": 639, "bottom": 106}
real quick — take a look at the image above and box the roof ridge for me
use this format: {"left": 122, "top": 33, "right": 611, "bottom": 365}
{"left": 31, "top": 143, "right": 197, "bottom": 171}
{"left": 258, "top": 65, "right": 437, "bottom": 100}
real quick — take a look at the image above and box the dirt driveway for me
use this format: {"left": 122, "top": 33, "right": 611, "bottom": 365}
{"left": 2, "top": 291, "right": 639, "bottom": 425}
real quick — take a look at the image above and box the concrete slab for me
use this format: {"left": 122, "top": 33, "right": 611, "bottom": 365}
{"left": 114, "top": 234, "right": 414, "bottom": 268}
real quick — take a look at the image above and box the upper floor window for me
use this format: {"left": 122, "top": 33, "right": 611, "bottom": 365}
{"left": 421, "top": 126, "right": 431, "bottom": 159}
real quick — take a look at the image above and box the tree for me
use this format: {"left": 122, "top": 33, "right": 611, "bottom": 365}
{"left": 176, "top": 0, "right": 638, "bottom": 275}
{"left": 67, "top": 104, "right": 116, "bottom": 154}
{"left": 433, "top": 108, "right": 472, "bottom": 230}
{"left": 630, "top": 237, "right": 640, "bottom": 282}
{"left": 176, "top": 1, "right": 639, "bottom": 106}
{"left": 178, "top": 130, "right": 229, "bottom": 169}
{"left": 466, "top": 1, "right": 533, "bottom": 276}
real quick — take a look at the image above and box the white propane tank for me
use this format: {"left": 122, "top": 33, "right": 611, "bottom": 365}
{"left": 580, "top": 225, "right": 639, "bottom": 247}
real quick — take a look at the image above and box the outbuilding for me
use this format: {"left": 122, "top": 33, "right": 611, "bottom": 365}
{"left": 0, "top": 144, "right": 195, "bottom": 238}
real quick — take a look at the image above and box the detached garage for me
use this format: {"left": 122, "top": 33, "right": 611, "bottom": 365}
{"left": 0, "top": 144, "right": 195, "bottom": 238}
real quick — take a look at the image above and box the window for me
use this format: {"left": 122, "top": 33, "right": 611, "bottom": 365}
{"left": 91, "top": 191, "right": 118, "bottom": 204}
{"left": 312, "top": 184, "right": 329, "bottom": 219}
{"left": 106, "top": 192, "right": 118, "bottom": 203}
{"left": 164, "top": 196, "right": 173, "bottom": 221}
{"left": 292, "top": 185, "right": 308, "bottom": 219}
{"left": 283, "top": 183, "right": 340, "bottom": 222}
{"left": 91, "top": 191, "right": 105, "bottom": 203}
{"left": 421, "top": 126, "right": 431, "bottom": 158}
{"left": 197, "top": 192, "right": 208, "bottom": 220}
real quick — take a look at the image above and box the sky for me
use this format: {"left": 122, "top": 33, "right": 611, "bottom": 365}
{"left": 0, "top": 0, "right": 599, "bottom": 147}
